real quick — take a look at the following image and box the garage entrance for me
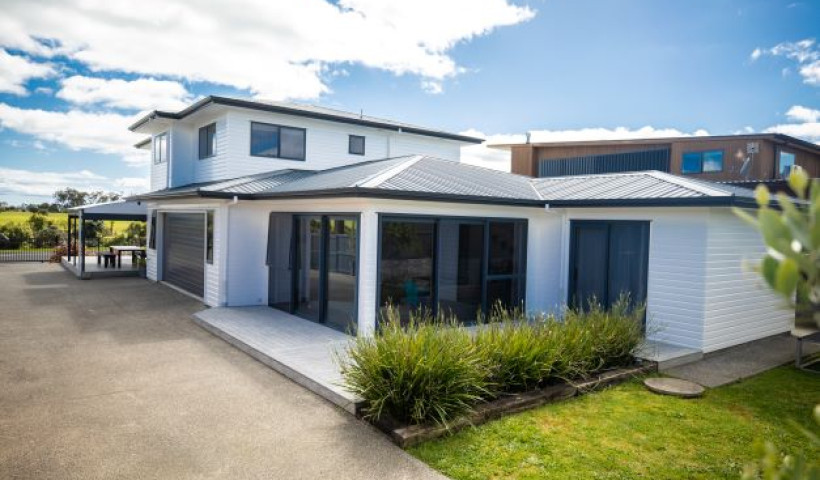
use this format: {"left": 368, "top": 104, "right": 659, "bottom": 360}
{"left": 163, "top": 213, "right": 205, "bottom": 298}
{"left": 568, "top": 220, "right": 649, "bottom": 310}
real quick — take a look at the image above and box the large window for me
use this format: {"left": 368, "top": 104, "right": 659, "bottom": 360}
{"left": 250, "top": 122, "right": 306, "bottom": 160}
{"left": 379, "top": 216, "right": 527, "bottom": 324}
{"left": 681, "top": 150, "right": 723, "bottom": 174}
{"left": 349, "top": 135, "right": 365, "bottom": 155}
{"left": 779, "top": 151, "right": 796, "bottom": 177}
{"left": 198, "top": 123, "right": 216, "bottom": 159}
{"left": 152, "top": 133, "right": 168, "bottom": 164}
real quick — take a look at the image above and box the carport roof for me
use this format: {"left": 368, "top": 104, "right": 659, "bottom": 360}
{"left": 134, "top": 156, "right": 763, "bottom": 208}
{"left": 68, "top": 200, "right": 148, "bottom": 220}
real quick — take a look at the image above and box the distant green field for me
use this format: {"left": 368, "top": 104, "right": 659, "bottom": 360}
{"left": 0, "top": 211, "right": 134, "bottom": 234}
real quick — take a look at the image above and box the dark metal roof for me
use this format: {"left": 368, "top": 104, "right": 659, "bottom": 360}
{"left": 134, "top": 158, "right": 762, "bottom": 208}
{"left": 129, "top": 96, "right": 483, "bottom": 144}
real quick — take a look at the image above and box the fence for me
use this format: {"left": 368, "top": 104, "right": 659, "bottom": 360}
{"left": 0, "top": 239, "right": 63, "bottom": 262}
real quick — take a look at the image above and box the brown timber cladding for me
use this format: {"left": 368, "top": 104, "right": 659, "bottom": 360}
{"left": 511, "top": 136, "right": 820, "bottom": 181}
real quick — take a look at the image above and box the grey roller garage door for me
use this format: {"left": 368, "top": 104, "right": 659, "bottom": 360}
{"left": 163, "top": 213, "right": 205, "bottom": 298}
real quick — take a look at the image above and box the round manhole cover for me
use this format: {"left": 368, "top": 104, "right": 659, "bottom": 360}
{"left": 644, "top": 378, "right": 705, "bottom": 398}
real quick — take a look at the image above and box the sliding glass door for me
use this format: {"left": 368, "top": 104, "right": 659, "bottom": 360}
{"left": 267, "top": 214, "right": 359, "bottom": 333}
{"left": 325, "top": 217, "right": 358, "bottom": 331}
{"left": 294, "top": 216, "right": 322, "bottom": 321}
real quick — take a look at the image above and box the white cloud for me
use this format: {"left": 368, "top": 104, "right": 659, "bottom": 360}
{"left": 0, "top": 49, "right": 54, "bottom": 95}
{"left": 0, "top": 0, "right": 535, "bottom": 100}
{"left": 765, "top": 122, "right": 820, "bottom": 143}
{"left": 0, "top": 167, "right": 106, "bottom": 197}
{"left": 461, "top": 126, "right": 711, "bottom": 172}
{"left": 57, "top": 76, "right": 192, "bottom": 111}
{"left": 0, "top": 103, "right": 149, "bottom": 166}
{"left": 786, "top": 105, "right": 820, "bottom": 123}
{"left": 751, "top": 38, "right": 820, "bottom": 86}
{"left": 0, "top": 167, "right": 150, "bottom": 199}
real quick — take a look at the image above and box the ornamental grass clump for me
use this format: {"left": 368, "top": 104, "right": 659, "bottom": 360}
{"left": 556, "top": 296, "right": 645, "bottom": 379}
{"left": 339, "top": 306, "right": 492, "bottom": 426}
{"left": 476, "top": 304, "right": 561, "bottom": 395}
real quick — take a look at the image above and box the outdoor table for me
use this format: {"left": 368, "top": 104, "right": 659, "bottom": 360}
{"left": 109, "top": 245, "right": 145, "bottom": 268}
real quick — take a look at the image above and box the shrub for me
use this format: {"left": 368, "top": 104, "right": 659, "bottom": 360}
{"left": 476, "top": 305, "right": 560, "bottom": 394}
{"left": 341, "top": 300, "right": 645, "bottom": 426}
{"left": 555, "top": 296, "right": 645, "bottom": 379}
{"left": 0, "top": 223, "right": 31, "bottom": 249}
{"left": 340, "top": 306, "right": 492, "bottom": 426}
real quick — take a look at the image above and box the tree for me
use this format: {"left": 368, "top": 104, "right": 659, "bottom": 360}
{"left": 53, "top": 188, "right": 89, "bottom": 209}
{"left": 27, "top": 213, "right": 49, "bottom": 233}
{"left": 734, "top": 168, "right": 819, "bottom": 328}
{"left": 734, "top": 169, "right": 819, "bottom": 479}
{"left": 53, "top": 188, "right": 122, "bottom": 210}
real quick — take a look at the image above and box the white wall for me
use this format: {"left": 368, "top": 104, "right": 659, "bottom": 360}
{"left": 557, "top": 207, "right": 710, "bottom": 350}
{"left": 147, "top": 108, "right": 468, "bottom": 190}
{"left": 702, "top": 208, "right": 792, "bottom": 352}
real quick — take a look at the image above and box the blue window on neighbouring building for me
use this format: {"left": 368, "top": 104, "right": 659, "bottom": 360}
{"left": 681, "top": 152, "right": 702, "bottom": 174}
{"left": 702, "top": 150, "right": 723, "bottom": 173}
{"left": 779, "top": 151, "right": 796, "bottom": 177}
{"left": 681, "top": 150, "right": 723, "bottom": 174}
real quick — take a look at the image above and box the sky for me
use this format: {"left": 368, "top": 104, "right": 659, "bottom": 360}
{"left": 0, "top": 0, "right": 818, "bottom": 205}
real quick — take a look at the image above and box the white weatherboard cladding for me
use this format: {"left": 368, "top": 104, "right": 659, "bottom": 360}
{"left": 702, "top": 209, "right": 792, "bottom": 352}
{"left": 559, "top": 208, "right": 710, "bottom": 350}
{"left": 168, "top": 109, "right": 464, "bottom": 185}
{"left": 150, "top": 152, "right": 168, "bottom": 191}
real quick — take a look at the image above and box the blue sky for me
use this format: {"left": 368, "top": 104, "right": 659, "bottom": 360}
{"left": 0, "top": 0, "right": 818, "bottom": 204}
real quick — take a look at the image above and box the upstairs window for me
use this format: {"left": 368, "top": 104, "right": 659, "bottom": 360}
{"left": 349, "top": 135, "right": 365, "bottom": 155}
{"left": 779, "top": 151, "right": 796, "bottom": 177}
{"left": 153, "top": 133, "right": 168, "bottom": 164}
{"left": 250, "top": 122, "right": 306, "bottom": 161}
{"left": 681, "top": 150, "right": 723, "bottom": 174}
{"left": 198, "top": 123, "right": 216, "bottom": 159}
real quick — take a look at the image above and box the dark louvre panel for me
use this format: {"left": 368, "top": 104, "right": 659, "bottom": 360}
{"left": 163, "top": 213, "right": 205, "bottom": 297}
{"left": 538, "top": 148, "right": 671, "bottom": 177}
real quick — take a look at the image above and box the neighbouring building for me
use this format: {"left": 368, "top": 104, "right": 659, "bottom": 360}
{"left": 496, "top": 134, "right": 820, "bottom": 183}
{"left": 127, "top": 96, "right": 793, "bottom": 359}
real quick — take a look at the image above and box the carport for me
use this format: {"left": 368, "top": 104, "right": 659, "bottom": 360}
{"left": 63, "top": 200, "right": 148, "bottom": 279}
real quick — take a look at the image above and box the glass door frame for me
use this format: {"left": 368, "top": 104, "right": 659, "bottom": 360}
{"left": 268, "top": 212, "right": 361, "bottom": 333}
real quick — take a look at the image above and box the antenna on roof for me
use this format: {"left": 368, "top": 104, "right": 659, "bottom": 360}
{"left": 525, "top": 132, "right": 531, "bottom": 144}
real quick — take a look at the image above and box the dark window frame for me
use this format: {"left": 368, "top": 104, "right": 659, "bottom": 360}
{"left": 198, "top": 123, "right": 216, "bottom": 159}
{"left": 376, "top": 213, "right": 528, "bottom": 325}
{"left": 348, "top": 135, "right": 366, "bottom": 156}
{"left": 153, "top": 132, "right": 168, "bottom": 164}
{"left": 681, "top": 149, "right": 724, "bottom": 174}
{"left": 205, "top": 210, "right": 214, "bottom": 264}
{"left": 249, "top": 121, "right": 307, "bottom": 161}
{"left": 266, "top": 212, "right": 361, "bottom": 334}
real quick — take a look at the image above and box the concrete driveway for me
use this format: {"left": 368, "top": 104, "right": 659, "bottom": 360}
{"left": 0, "top": 263, "right": 447, "bottom": 480}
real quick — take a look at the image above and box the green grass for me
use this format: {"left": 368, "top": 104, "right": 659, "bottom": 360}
{"left": 0, "top": 211, "right": 132, "bottom": 234}
{"left": 410, "top": 367, "right": 820, "bottom": 480}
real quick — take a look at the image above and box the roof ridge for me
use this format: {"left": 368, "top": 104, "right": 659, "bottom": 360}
{"left": 356, "top": 155, "right": 425, "bottom": 188}
{"left": 644, "top": 171, "right": 732, "bottom": 197}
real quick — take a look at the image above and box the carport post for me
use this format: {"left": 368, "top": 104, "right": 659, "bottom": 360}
{"left": 79, "top": 210, "right": 85, "bottom": 277}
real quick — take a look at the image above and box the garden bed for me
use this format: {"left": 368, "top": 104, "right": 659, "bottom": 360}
{"left": 365, "top": 363, "right": 654, "bottom": 448}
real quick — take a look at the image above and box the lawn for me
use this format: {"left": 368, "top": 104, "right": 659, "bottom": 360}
{"left": 411, "top": 367, "right": 820, "bottom": 480}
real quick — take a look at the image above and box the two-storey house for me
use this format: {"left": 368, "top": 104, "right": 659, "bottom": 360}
{"left": 132, "top": 96, "right": 793, "bottom": 362}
